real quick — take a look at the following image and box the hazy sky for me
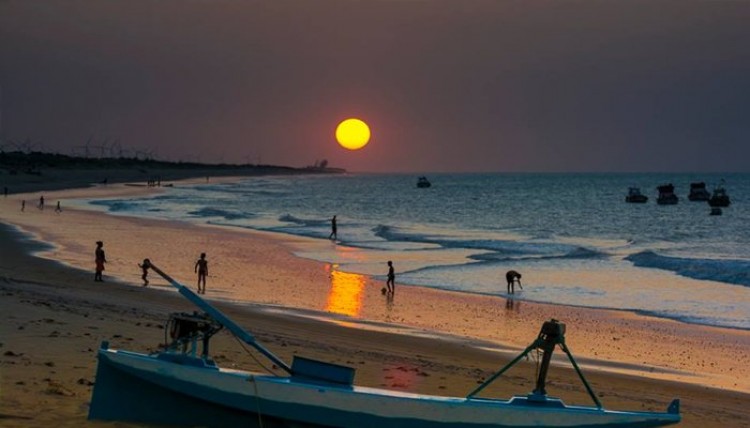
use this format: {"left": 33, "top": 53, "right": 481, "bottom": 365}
{"left": 1, "top": 0, "right": 749, "bottom": 173}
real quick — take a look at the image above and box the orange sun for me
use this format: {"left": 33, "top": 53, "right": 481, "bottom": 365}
{"left": 335, "top": 118, "right": 371, "bottom": 150}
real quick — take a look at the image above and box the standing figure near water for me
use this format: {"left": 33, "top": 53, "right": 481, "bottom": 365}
{"left": 94, "top": 241, "right": 107, "bottom": 282}
{"left": 195, "top": 253, "right": 208, "bottom": 294}
{"left": 328, "top": 215, "right": 337, "bottom": 241}
{"left": 138, "top": 258, "right": 151, "bottom": 286}
{"left": 38, "top": 195, "right": 45, "bottom": 210}
{"left": 386, "top": 261, "right": 395, "bottom": 294}
{"left": 505, "top": 270, "right": 522, "bottom": 294}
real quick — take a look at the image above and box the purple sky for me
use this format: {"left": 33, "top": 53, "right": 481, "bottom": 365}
{"left": 1, "top": 1, "right": 749, "bottom": 173}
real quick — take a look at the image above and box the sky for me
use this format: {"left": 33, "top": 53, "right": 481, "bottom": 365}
{"left": 1, "top": 0, "right": 749, "bottom": 173}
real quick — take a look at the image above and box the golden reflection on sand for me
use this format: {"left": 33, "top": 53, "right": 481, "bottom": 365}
{"left": 325, "top": 264, "right": 366, "bottom": 317}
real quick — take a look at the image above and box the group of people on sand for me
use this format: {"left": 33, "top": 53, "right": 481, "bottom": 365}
{"left": 330, "top": 215, "right": 397, "bottom": 295}
{"left": 92, "top": 214, "right": 521, "bottom": 300}
{"left": 93, "top": 241, "right": 209, "bottom": 294}
{"left": 329, "top": 215, "right": 523, "bottom": 297}
{"left": 17, "top": 195, "right": 62, "bottom": 213}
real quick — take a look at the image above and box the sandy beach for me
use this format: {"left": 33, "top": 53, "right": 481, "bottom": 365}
{"left": 1, "top": 169, "right": 749, "bottom": 427}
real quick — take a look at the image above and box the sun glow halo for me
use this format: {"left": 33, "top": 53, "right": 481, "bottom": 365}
{"left": 335, "top": 118, "right": 371, "bottom": 150}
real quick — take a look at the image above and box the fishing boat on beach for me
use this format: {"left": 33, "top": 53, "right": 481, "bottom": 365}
{"left": 88, "top": 264, "right": 681, "bottom": 428}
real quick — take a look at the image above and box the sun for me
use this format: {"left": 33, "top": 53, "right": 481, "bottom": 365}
{"left": 335, "top": 118, "right": 371, "bottom": 150}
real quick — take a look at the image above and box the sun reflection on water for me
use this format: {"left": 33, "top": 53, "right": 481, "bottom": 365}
{"left": 325, "top": 264, "right": 366, "bottom": 317}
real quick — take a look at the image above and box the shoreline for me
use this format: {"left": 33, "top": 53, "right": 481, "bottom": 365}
{"left": 4, "top": 181, "right": 750, "bottom": 392}
{"left": 1, "top": 174, "right": 750, "bottom": 427}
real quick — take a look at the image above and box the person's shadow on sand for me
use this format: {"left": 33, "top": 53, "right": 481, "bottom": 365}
{"left": 505, "top": 297, "right": 521, "bottom": 313}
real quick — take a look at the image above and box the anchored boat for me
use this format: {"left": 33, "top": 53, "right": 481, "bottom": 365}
{"left": 417, "top": 176, "right": 432, "bottom": 188}
{"left": 687, "top": 182, "right": 711, "bottom": 202}
{"left": 656, "top": 184, "right": 679, "bottom": 205}
{"left": 708, "top": 181, "right": 731, "bottom": 207}
{"left": 625, "top": 187, "right": 648, "bottom": 203}
{"left": 88, "top": 264, "right": 681, "bottom": 428}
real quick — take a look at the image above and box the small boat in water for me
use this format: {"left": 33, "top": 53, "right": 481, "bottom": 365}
{"left": 687, "top": 182, "right": 710, "bottom": 201}
{"left": 417, "top": 176, "right": 431, "bottom": 188}
{"left": 708, "top": 182, "right": 731, "bottom": 207}
{"left": 656, "top": 184, "right": 679, "bottom": 205}
{"left": 625, "top": 187, "right": 648, "bottom": 203}
{"left": 88, "top": 264, "right": 681, "bottom": 428}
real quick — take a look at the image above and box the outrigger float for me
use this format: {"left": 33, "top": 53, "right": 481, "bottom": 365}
{"left": 89, "top": 263, "right": 681, "bottom": 427}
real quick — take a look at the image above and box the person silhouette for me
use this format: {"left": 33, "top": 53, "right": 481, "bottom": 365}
{"left": 195, "top": 253, "right": 209, "bottom": 294}
{"left": 94, "top": 241, "right": 107, "bottom": 282}
{"left": 138, "top": 258, "right": 151, "bottom": 286}
{"left": 328, "top": 215, "right": 338, "bottom": 240}
{"left": 38, "top": 195, "right": 45, "bottom": 210}
{"left": 386, "top": 261, "right": 395, "bottom": 294}
{"left": 505, "top": 270, "right": 522, "bottom": 294}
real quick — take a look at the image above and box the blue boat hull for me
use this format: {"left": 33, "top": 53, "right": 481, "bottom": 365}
{"left": 89, "top": 348, "right": 680, "bottom": 428}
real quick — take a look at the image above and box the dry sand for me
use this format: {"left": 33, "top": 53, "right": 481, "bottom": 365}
{"left": 1, "top": 171, "right": 749, "bottom": 427}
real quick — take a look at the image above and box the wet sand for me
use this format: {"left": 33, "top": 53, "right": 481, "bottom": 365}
{"left": 1, "top": 175, "right": 749, "bottom": 427}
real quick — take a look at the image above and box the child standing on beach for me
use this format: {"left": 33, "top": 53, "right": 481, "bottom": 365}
{"left": 138, "top": 258, "right": 151, "bottom": 286}
{"left": 195, "top": 253, "right": 208, "bottom": 294}
{"left": 386, "top": 261, "right": 395, "bottom": 294}
{"left": 94, "top": 241, "right": 106, "bottom": 282}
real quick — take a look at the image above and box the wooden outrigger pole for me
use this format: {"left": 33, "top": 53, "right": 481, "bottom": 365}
{"left": 468, "top": 319, "right": 602, "bottom": 408}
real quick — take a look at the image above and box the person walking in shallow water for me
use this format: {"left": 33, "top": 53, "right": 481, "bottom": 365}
{"left": 94, "top": 241, "right": 107, "bottom": 282}
{"left": 38, "top": 195, "right": 44, "bottom": 210}
{"left": 328, "top": 215, "right": 337, "bottom": 241}
{"left": 386, "top": 261, "right": 395, "bottom": 294}
{"left": 195, "top": 253, "right": 208, "bottom": 294}
{"left": 506, "top": 270, "right": 522, "bottom": 294}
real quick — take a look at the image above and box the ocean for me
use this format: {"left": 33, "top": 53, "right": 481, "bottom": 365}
{"left": 80, "top": 173, "right": 750, "bottom": 330}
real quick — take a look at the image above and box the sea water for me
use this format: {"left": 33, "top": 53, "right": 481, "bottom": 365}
{"left": 82, "top": 173, "right": 750, "bottom": 330}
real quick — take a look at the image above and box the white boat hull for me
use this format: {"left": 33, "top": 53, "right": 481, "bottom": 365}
{"left": 89, "top": 348, "right": 680, "bottom": 428}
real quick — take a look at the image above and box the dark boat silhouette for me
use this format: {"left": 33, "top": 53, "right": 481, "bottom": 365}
{"left": 656, "top": 184, "right": 678, "bottom": 205}
{"left": 625, "top": 187, "right": 648, "bottom": 203}
{"left": 687, "top": 182, "right": 710, "bottom": 201}
{"left": 708, "top": 182, "right": 731, "bottom": 207}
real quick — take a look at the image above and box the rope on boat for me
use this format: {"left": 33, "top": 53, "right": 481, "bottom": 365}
{"left": 250, "top": 375, "right": 264, "bottom": 428}
{"left": 233, "top": 334, "right": 282, "bottom": 377}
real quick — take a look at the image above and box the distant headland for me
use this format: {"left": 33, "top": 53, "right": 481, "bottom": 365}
{"left": 0, "top": 151, "right": 346, "bottom": 194}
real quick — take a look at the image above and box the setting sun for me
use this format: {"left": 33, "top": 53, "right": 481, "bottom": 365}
{"left": 335, "top": 118, "right": 371, "bottom": 150}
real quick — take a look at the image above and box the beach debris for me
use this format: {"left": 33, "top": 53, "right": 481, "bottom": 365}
{"left": 77, "top": 378, "right": 95, "bottom": 386}
{"left": 3, "top": 350, "right": 23, "bottom": 357}
{"left": 46, "top": 380, "right": 75, "bottom": 396}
